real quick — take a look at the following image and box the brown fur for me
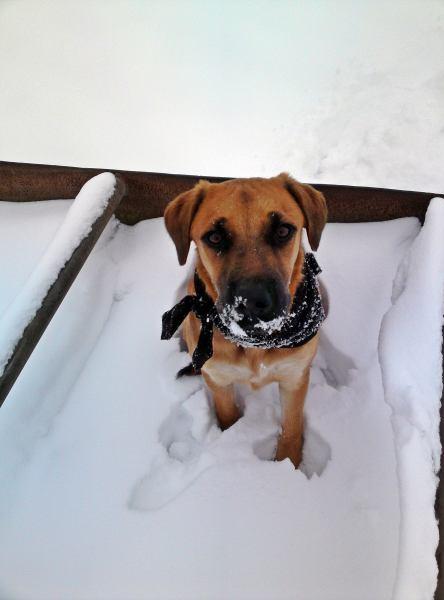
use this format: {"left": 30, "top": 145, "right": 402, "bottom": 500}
{"left": 164, "top": 173, "right": 327, "bottom": 467}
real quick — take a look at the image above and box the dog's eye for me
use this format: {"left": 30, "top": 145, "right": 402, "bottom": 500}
{"left": 203, "top": 229, "right": 229, "bottom": 249}
{"left": 202, "top": 224, "right": 232, "bottom": 252}
{"left": 276, "top": 225, "right": 292, "bottom": 239}
{"left": 272, "top": 223, "right": 295, "bottom": 245}
{"left": 207, "top": 231, "right": 223, "bottom": 245}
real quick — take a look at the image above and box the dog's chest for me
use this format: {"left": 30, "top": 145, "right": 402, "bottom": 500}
{"left": 203, "top": 352, "right": 308, "bottom": 389}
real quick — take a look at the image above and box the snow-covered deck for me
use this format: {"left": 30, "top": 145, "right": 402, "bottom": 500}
{"left": 0, "top": 194, "right": 442, "bottom": 599}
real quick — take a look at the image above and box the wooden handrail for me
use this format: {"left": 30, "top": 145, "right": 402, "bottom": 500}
{"left": 0, "top": 160, "right": 441, "bottom": 224}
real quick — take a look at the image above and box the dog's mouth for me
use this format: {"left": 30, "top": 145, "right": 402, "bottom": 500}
{"left": 217, "top": 296, "right": 291, "bottom": 339}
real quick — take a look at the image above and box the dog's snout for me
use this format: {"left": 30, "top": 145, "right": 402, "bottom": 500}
{"left": 229, "top": 278, "right": 279, "bottom": 321}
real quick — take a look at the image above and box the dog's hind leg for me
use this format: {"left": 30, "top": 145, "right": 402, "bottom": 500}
{"left": 202, "top": 373, "right": 241, "bottom": 431}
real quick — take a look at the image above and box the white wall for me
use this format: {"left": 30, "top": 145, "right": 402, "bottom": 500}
{"left": 0, "top": 0, "right": 443, "bottom": 191}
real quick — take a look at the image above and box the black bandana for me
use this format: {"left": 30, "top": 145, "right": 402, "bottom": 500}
{"left": 161, "top": 253, "right": 325, "bottom": 377}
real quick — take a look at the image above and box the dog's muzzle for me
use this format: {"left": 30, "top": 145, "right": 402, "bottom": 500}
{"left": 219, "top": 277, "right": 290, "bottom": 325}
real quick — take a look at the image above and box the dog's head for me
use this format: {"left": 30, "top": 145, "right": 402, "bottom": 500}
{"left": 164, "top": 173, "right": 327, "bottom": 331}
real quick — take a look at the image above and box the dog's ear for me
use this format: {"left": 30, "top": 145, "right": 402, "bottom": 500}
{"left": 277, "top": 173, "right": 327, "bottom": 251}
{"left": 164, "top": 181, "right": 208, "bottom": 265}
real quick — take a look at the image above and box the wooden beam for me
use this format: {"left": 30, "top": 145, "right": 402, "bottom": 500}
{"left": 0, "top": 160, "right": 440, "bottom": 224}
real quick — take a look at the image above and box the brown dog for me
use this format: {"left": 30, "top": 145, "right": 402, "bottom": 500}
{"left": 164, "top": 173, "right": 327, "bottom": 467}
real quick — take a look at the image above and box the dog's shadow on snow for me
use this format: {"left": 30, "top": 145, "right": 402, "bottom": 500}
{"left": 129, "top": 332, "right": 354, "bottom": 511}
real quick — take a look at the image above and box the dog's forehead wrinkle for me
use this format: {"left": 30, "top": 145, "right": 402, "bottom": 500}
{"left": 240, "top": 188, "right": 252, "bottom": 204}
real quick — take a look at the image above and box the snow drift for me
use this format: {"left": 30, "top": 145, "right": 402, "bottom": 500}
{"left": 379, "top": 197, "right": 444, "bottom": 600}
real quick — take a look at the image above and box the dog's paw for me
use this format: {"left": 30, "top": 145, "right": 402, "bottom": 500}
{"left": 275, "top": 439, "right": 302, "bottom": 469}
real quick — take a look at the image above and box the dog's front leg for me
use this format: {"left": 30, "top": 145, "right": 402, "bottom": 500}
{"left": 202, "top": 372, "right": 241, "bottom": 430}
{"left": 275, "top": 370, "right": 310, "bottom": 468}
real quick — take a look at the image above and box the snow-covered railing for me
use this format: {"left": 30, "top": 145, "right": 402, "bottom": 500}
{"left": 0, "top": 172, "right": 126, "bottom": 405}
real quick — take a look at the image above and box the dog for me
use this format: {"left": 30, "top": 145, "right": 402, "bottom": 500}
{"left": 163, "top": 173, "right": 327, "bottom": 468}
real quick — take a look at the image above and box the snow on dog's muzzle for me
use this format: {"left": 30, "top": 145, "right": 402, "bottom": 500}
{"left": 219, "top": 276, "right": 289, "bottom": 324}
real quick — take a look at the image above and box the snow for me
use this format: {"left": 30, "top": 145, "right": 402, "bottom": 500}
{"left": 0, "top": 0, "right": 443, "bottom": 597}
{"left": 0, "top": 173, "right": 116, "bottom": 376}
{"left": 1, "top": 200, "right": 442, "bottom": 599}
{"left": 379, "top": 197, "right": 444, "bottom": 599}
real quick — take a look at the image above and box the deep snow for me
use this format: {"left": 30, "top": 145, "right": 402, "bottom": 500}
{"left": 0, "top": 196, "right": 442, "bottom": 599}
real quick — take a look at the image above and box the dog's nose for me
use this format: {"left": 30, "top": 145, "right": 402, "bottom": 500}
{"left": 230, "top": 279, "right": 277, "bottom": 321}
